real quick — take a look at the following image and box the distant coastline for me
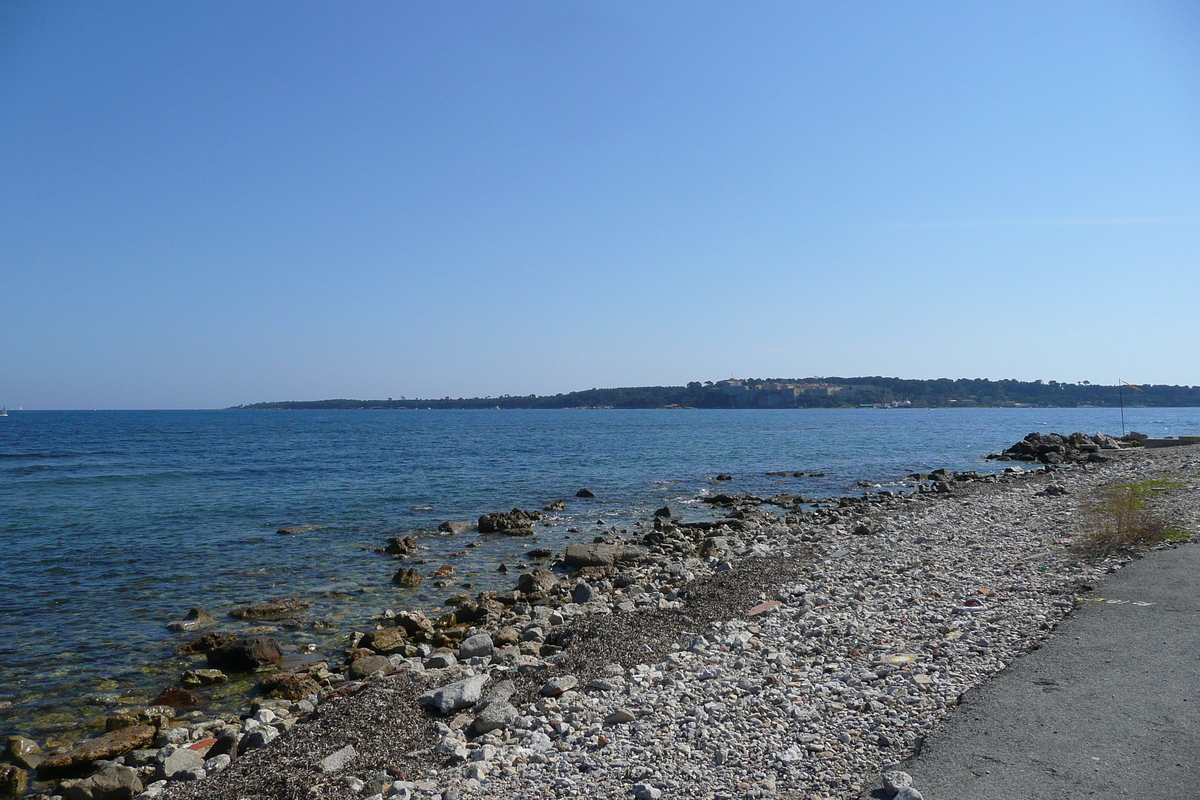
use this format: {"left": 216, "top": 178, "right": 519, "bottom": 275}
{"left": 232, "top": 376, "right": 1200, "bottom": 411}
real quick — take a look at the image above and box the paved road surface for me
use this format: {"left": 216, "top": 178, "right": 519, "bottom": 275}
{"left": 893, "top": 544, "right": 1200, "bottom": 800}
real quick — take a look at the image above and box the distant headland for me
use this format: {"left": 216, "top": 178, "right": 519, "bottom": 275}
{"left": 232, "top": 377, "right": 1200, "bottom": 410}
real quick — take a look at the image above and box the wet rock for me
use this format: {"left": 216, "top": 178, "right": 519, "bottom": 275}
{"left": 180, "top": 669, "right": 227, "bottom": 688}
{"left": 205, "top": 637, "right": 284, "bottom": 671}
{"left": 419, "top": 674, "right": 490, "bottom": 714}
{"left": 383, "top": 535, "right": 417, "bottom": 555}
{"left": 437, "top": 521, "right": 473, "bottom": 535}
{"left": 392, "top": 567, "right": 422, "bottom": 587}
{"left": 526, "top": 547, "right": 553, "bottom": 559}
{"left": 165, "top": 608, "right": 214, "bottom": 632}
{"left": 4, "top": 736, "right": 41, "bottom": 770}
{"left": 544, "top": 500, "right": 567, "bottom": 512}
{"left": 174, "top": 632, "right": 236, "bottom": 656}
{"left": 259, "top": 670, "right": 321, "bottom": 701}
{"left": 478, "top": 508, "right": 541, "bottom": 534}
{"left": 229, "top": 596, "right": 310, "bottom": 620}
{"left": 575, "top": 488, "right": 596, "bottom": 498}
{"left": 38, "top": 726, "right": 156, "bottom": 776}
{"left": 714, "top": 473, "right": 733, "bottom": 481}
{"left": 276, "top": 525, "right": 323, "bottom": 535}
{"left": 361, "top": 627, "right": 408, "bottom": 655}
{"left": 0, "top": 765, "right": 27, "bottom": 797}
{"left": 151, "top": 686, "right": 206, "bottom": 709}
{"left": 653, "top": 505, "right": 678, "bottom": 519}
{"left": 563, "top": 543, "right": 646, "bottom": 568}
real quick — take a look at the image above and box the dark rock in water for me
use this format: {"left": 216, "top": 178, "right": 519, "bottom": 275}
{"left": 37, "top": 726, "right": 156, "bottom": 776}
{"left": 383, "top": 535, "right": 417, "bottom": 555}
{"left": 517, "top": 567, "right": 558, "bottom": 594}
{"left": 714, "top": 474, "right": 733, "bottom": 481}
{"left": 166, "top": 608, "right": 214, "bottom": 632}
{"left": 392, "top": 567, "right": 422, "bottom": 587}
{"left": 792, "top": 471, "right": 807, "bottom": 477}
{"left": 564, "top": 543, "right": 646, "bottom": 568}
{"left": 180, "top": 669, "right": 227, "bottom": 688}
{"left": 543, "top": 500, "right": 567, "bottom": 512}
{"left": 276, "top": 524, "right": 323, "bottom": 535}
{"left": 0, "top": 765, "right": 27, "bottom": 797}
{"left": 151, "top": 686, "right": 207, "bottom": 709}
{"left": 175, "top": 632, "right": 236, "bottom": 656}
{"left": 347, "top": 654, "right": 392, "bottom": 680}
{"left": 526, "top": 547, "right": 553, "bottom": 559}
{"left": 478, "top": 508, "right": 542, "bottom": 534}
{"left": 575, "top": 488, "right": 596, "bottom": 498}
{"left": 259, "top": 670, "right": 321, "bottom": 700}
{"left": 437, "top": 520, "right": 473, "bottom": 535}
{"left": 496, "top": 563, "right": 508, "bottom": 573}
{"left": 701, "top": 492, "right": 763, "bottom": 507}
{"left": 229, "top": 596, "right": 309, "bottom": 620}
{"left": 653, "top": 506, "right": 677, "bottom": 519}
{"left": 205, "top": 637, "right": 283, "bottom": 671}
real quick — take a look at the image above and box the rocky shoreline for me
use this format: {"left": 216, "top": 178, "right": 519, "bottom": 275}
{"left": 6, "top": 435, "right": 1198, "bottom": 800}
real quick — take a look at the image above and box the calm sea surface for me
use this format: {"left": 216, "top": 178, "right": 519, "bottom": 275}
{"left": 2, "top": 406, "right": 1197, "bottom": 742}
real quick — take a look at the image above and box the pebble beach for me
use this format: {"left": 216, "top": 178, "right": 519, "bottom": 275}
{"left": 10, "top": 438, "right": 1199, "bottom": 800}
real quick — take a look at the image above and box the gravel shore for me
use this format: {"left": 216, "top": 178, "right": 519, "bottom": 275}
{"left": 135, "top": 444, "right": 1200, "bottom": 800}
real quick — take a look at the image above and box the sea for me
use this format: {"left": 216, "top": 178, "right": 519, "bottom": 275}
{"left": 2, "top": 406, "right": 1197, "bottom": 744}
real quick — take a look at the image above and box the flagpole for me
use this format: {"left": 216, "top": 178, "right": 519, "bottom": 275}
{"left": 1119, "top": 379, "right": 1125, "bottom": 436}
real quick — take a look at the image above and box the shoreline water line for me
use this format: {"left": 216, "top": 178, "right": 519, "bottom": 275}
{"left": 4, "top": 435, "right": 1196, "bottom": 799}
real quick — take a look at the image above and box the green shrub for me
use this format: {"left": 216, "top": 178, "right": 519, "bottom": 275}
{"left": 1072, "top": 480, "right": 1188, "bottom": 556}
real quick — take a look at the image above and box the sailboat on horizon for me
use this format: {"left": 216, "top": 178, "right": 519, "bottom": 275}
{"left": 0, "top": 405, "right": 7, "bottom": 417}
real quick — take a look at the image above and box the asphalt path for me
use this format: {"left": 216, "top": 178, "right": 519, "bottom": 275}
{"left": 890, "top": 543, "right": 1200, "bottom": 800}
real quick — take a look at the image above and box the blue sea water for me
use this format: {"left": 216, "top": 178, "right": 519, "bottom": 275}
{"left": 1, "top": 406, "right": 1197, "bottom": 743}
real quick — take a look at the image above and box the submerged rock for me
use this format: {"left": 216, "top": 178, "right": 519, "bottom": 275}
{"left": 229, "top": 597, "right": 310, "bottom": 620}
{"left": 165, "top": 608, "right": 214, "bottom": 632}
{"left": 205, "top": 637, "right": 284, "bottom": 671}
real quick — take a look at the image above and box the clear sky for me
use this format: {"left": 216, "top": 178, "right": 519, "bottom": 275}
{"left": 2, "top": 1, "right": 1198, "bottom": 409}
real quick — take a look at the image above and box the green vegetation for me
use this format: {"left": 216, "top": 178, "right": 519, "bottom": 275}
{"left": 233, "top": 376, "right": 1200, "bottom": 410}
{"left": 1073, "top": 478, "right": 1190, "bottom": 556}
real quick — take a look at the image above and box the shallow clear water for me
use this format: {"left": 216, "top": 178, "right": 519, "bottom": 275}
{"left": 1, "top": 406, "right": 1196, "bottom": 742}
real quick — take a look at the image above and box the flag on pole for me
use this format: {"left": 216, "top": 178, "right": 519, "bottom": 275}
{"left": 1119, "top": 380, "right": 1144, "bottom": 392}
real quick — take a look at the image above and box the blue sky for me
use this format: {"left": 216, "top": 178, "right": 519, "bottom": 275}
{"left": 2, "top": 1, "right": 1198, "bottom": 408}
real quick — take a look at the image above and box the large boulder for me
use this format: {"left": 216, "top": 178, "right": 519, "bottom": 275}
{"left": 478, "top": 508, "right": 541, "bottom": 534}
{"left": 437, "top": 521, "right": 473, "bottom": 535}
{"left": 563, "top": 544, "right": 646, "bottom": 569}
{"left": 59, "top": 763, "right": 144, "bottom": 800}
{"left": 459, "top": 633, "right": 494, "bottom": 660}
{"left": 205, "top": 637, "right": 284, "bottom": 671}
{"left": 37, "top": 726, "right": 156, "bottom": 776}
